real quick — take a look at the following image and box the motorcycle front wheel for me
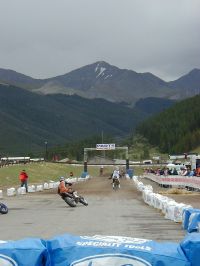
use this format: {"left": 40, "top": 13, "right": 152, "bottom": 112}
{"left": 79, "top": 197, "right": 88, "bottom": 206}
{"left": 0, "top": 203, "right": 8, "bottom": 214}
{"left": 113, "top": 181, "right": 120, "bottom": 190}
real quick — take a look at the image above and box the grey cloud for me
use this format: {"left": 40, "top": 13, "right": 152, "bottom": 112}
{"left": 0, "top": 0, "right": 199, "bottom": 81}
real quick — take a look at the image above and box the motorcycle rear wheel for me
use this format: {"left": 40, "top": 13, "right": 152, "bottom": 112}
{"left": 0, "top": 203, "right": 8, "bottom": 214}
{"left": 64, "top": 197, "right": 77, "bottom": 207}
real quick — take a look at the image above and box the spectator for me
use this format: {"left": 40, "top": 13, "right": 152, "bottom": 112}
{"left": 99, "top": 165, "right": 104, "bottom": 176}
{"left": 196, "top": 167, "right": 200, "bottom": 177}
{"left": 189, "top": 169, "right": 196, "bottom": 177}
{"left": 150, "top": 168, "right": 154, "bottom": 174}
{"left": 69, "top": 171, "right": 74, "bottom": 177}
{"left": 180, "top": 167, "right": 188, "bottom": 176}
{"left": 167, "top": 168, "right": 172, "bottom": 175}
{"left": 172, "top": 168, "right": 178, "bottom": 175}
{"left": 19, "top": 170, "right": 28, "bottom": 192}
{"left": 156, "top": 168, "right": 161, "bottom": 175}
{"left": 192, "top": 169, "right": 197, "bottom": 176}
{"left": 120, "top": 168, "right": 126, "bottom": 178}
{"left": 159, "top": 168, "right": 164, "bottom": 175}
{"left": 164, "top": 168, "right": 168, "bottom": 176}
{"left": 186, "top": 167, "right": 191, "bottom": 176}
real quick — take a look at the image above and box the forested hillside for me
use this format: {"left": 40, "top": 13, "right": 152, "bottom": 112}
{"left": 0, "top": 84, "right": 144, "bottom": 155}
{"left": 135, "top": 95, "right": 200, "bottom": 154}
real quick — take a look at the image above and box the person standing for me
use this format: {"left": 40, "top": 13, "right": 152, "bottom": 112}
{"left": 99, "top": 165, "right": 104, "bottom": 176}
{"left": 19, "top": 170, "right": 29, "bottom": 192}
{"left": 69, "top": 171, "right": 74, "bottom": 177}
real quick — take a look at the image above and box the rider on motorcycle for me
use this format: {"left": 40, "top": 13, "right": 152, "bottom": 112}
{"left": 58, "top": 177, "right": 73, "bottom": 195}
{"left": 58, "top": 177, "right": 88, "bottom": 207}
{"left": 58, "top": 177, "right": 79, "bottom": 201}
{"left": 112, "top": 167, "right": 120, "bottom": 189}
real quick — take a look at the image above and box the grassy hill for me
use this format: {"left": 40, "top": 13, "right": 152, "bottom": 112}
{"left": 191, "top": 146, "right": 200, "bottom": 154}
{"left": 135, "top": 95, "right": 200, "bottom": 154}
{"left": 0, "top": 82, "right": 177, "bottom": 156}
{"left": 0, "top": 162, "right": 146, "bottom": 188}
{"left": 0, "top": 84, "right": 146, "bottom": 155}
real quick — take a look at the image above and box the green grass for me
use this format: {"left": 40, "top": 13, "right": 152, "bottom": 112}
{"left": 0, "top": 162, "right": 143, "bottom": 188}
{"left": 192, "top": 146, "right": 200, "bottom": 154}
{"left": 0, "top": 162, "right": 84, "bottom": 188}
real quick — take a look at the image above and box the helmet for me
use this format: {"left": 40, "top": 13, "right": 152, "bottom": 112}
{"left": 59, "top": 176, "right": 65, "bottom": 182}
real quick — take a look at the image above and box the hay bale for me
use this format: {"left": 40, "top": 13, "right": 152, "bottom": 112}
{"left": 159, "top": 188, "right": 192, "bottom": 195}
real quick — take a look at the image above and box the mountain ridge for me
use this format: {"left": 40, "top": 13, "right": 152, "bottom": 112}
{"left": 1, "top": 61, "right": 199, "bottom": 104}
{"left": 0, "top": 82, "right": 176, "bottom": 154}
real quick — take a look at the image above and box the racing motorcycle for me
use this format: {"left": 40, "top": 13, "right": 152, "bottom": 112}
{"left": 0, "top": 202, "right": 8, "bottom": 214}
{"left": 61, "top": 191, "right": 88, "bottom": 208}
{"left": 113, "top": 177, "right": 120, "bottom": 190}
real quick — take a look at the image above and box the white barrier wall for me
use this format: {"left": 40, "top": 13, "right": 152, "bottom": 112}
{"left": 7, "top": 188, "right": 16, "bottom": 196}
{"left": 43, "top": 183, "right": 49, "bottom": 190}
{"left": 1, "top": 175, "right": 91, "bottom": 200}
{"left": 36, "top": 185, "right": 43, "bottom": 192}
{"left": 133, "top": 176, "right": 193, "bottom": 224}
{"left": 17, "top": 187, "right": 26, "bottom": 195}
{"left": 48, "top": 182, "right": 55, "bottom": 189}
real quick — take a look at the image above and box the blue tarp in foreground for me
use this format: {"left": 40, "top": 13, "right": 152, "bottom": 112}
{"left": 0, "top": 238, "right": 49, "bottom": 266}
{"left": 47, "top": 234, "right": 190, "bottom": 266}
{"left": 182, "top": 208, "right": 200, "bottom": 231}
{"left": 181, "top": 233, "right": 200, "bottom": 266}
{"left": 1, "top": 233, "right": 200, "bottom": 265}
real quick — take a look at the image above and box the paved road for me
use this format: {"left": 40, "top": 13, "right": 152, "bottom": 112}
{"left": 0, "top": 176, "right": 185, "bottom": 242}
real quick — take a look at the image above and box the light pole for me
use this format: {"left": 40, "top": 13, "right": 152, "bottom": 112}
{"left": 44, "top": 141, "right": 48, "bottom": 161}
{"left": 101, "top": 130, "right": 105, "bottom": 159}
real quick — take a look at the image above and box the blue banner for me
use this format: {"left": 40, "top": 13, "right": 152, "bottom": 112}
{"left": 187, "top": 213, "right": 200, "bottom": 233}
{"left": 47, "top": 234, "right": 190, "bottom": 266}
{"left": 182, "top": 208, "right": 200, "bottom": 230}
{"left": 181, "top": 233, "right": 200, "bottom": 266}
{"left": 0, "top": 238, "right": 49, "bottom": 266}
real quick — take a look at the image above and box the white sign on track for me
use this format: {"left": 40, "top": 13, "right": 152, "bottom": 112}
{"left": 96, "top": 144, "right": 115, "bottom": 150}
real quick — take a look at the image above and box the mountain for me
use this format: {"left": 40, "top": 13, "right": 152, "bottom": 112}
{"left": 136, "top": 94, "right": 200, "bottom": 154}
{"left": 168, "top": 68, "right": 200, "bottom": 98}
{"left": 2, "top": 61, "right": 199, "bottom": 104}
{"left": 0, "top": 68, "right": 44, "bottom": 89}
{"left": 40, "top": 61, "right": 174, "bottom": 103}
{"left": 0, "top": 82, "right": 176, "bottom": 155}
{"left": 0, "top": 84, "right": 146, "bottom": 155}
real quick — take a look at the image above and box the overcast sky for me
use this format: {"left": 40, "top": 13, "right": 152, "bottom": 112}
{"left": 0, "top": 0, "right": 199, "bottom": 81}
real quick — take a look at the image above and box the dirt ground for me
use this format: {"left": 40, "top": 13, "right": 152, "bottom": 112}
{"left": 0, "top": 173, "right": 195, "bottom": 242}
{"left": 67, "top": 173, "right": 200, "bottom": 211}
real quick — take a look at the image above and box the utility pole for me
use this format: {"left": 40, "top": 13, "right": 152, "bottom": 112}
{"left": 44, "top": 141, "right": 48, "bottom": 161}
{"left": 101, "top": 130, "right": 105, "bottom": 160}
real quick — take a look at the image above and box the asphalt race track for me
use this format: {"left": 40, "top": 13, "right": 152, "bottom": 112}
{"left": 0, "top": 176, "right": 185, "bottom": 242}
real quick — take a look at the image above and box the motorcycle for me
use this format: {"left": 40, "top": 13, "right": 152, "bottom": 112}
{"left": 61, "top": 191, "right": 88, "bottom": 208}
{"left": 0, "top": 202, "right": 8, "bottom": 214}
{"left": 113, "top": 177, "right": 120, "bottom": 190}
